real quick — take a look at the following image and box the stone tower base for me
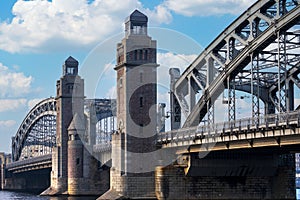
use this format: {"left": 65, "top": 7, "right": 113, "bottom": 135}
{"left": 98, "top": 170, "right": 156, "bottom": 199}
{"left": 155, "top": 151, "right": 296, "bottom": 200}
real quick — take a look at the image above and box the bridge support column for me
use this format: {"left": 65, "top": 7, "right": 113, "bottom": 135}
{"left": 155, "top": 149, "right": 296, "bottom": 200}
{"left": 67, "top": 112, "right": 110, "bottom": 196}
{"left": 45, "top": 146, "right": 68, "bottom": 195}
{"left": 41, "top": 56, "right": 85, "bottom": 196}
{"left": 67, "top": 118, "right": 84, "bottom": 195}
{"left": 99, "top": 9, "right": 158, "bottom": 200}
{"left": 102, "top": 133, "right": 155, "bottom": 199}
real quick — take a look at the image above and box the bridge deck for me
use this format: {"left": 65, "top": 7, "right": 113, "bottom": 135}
{"left": 158, "top": 111, "right": 300, "bottom": 153}
{"left": 6, "top": 154, "right": 52, "bottom": 173}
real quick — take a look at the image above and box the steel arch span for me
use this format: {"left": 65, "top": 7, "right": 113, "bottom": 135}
{"left": 12, "top": 98, "right": 57, "bottom": 161}
{"left": 84, "top": 99, "right": 116, "bottom": 147}
{"left": 173, "top": 0, "right": 300, "bottom": 128}
{"left": 12, "top": 98, "right": 117, "bottom": 162}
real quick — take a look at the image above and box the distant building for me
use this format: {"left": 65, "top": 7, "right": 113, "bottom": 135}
{"left": 296, "top": 153, "right": 300, "bottom": 188}
{"left": 0, "top": 152, "right": 11, "bottom": 189}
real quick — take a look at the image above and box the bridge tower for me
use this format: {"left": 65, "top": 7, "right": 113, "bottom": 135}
{"left": 49, "top": 56, "right": 85, "bottom": 194}
{"left": 103, "top": 10, "right": 158, "bottom": 199}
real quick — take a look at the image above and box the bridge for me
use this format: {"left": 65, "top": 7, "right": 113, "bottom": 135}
{"left": 154, "top": 0, "right": 300, "bottom": 199}
{"left": 1, "top": 0, "right": 300, "bottom": 199}
{"left": 158, "top": 110, "right": 300, "bottom": 152}
{"left": 3, "top": 96, "right": 115, "bottom": 193}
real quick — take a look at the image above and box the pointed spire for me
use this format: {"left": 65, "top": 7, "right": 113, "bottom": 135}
{"left": 68, "top": 113, "right": 85, "bottom": 131}
{"left": 128, "top": 9, "right": 148, "bottom": 23}
{"left": 124, "top": 9, "right": 148, "bottom": 36}
{"left": 63, "top": 56, "right": 79, "bottom": 76}
{"left": 65, "top": 56, "right": 78, "bottom": 67}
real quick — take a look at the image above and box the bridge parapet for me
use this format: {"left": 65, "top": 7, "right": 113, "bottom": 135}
{"left": 93, "top": 143, "right": 112, "bottom": 153}
{"left": 158, "top": 111, "right": 300, "bottom": 152}
{"left": 6, "top": 154, "right": 52, "bottom": 173}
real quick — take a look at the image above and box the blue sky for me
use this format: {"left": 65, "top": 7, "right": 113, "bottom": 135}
{"left": 0, "top": 0, "right": 259, "bottom": 152}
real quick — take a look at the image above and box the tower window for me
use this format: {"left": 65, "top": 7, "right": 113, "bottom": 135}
{"left": 132, "top": 25, "right": 146, "bottom": 35}
{"left": 76, "top": 158, "right": 80, "bottom": 165}
{"left": 119, "top": 78, "right": 123, "bottom": 88}
{"left": 132, "top": 25, "right": 138, "bottom": 34}
{"left": 134, "top": 50, "right": 138, "bottom": 60}
{"left": 144, "top": 49, "right": 148, "bottom": 60}
{"left": 67, "top": 67, "right": 75, "bottom": 75}
{"left": 67, "top": 84, "right": 74, "bottom": 93}
{"left": 139, "top": 50, "right": 143, "bottom": 60}
{"left": 140, "top": 97, "right": 143, "bottom": 107}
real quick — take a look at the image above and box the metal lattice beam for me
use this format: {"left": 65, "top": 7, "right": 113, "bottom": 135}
{"left": 12, "top": 98, "right": 57, "bottom": 161}
{"left": 12, "top": 98, "right": 117, "bottom": 161}
{"left": 173, "top": 0, "right": 300, "bottom": 128}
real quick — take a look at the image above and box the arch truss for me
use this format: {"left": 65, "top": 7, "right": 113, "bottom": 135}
{"left": 84, "top": 99, "right": 116, "bottom": 152}
{"left": 12, "top": 98, "right": 56, "bottom": 161}
{"left": 173, "top": 0, "right": 300, "bottom": 128}
{"left": 12, "top": 98, "right": 117, "bottom": 162}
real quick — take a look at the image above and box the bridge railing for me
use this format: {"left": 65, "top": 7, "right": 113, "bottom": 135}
{"left": 157, "top": 111, "right": 300, "bottom": 144}
{"left": 6, "top": 154, "right": 52, "bottom": 170}
{"left": 93, "top": 142, "right": 112, "bottom": 153}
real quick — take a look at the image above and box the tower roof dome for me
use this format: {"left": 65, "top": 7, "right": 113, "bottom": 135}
{"left": 126, "top": 9, "right": 148, "bottom": 23}
{"left": 65, "top": 56, "right": 78, "bottom": 67}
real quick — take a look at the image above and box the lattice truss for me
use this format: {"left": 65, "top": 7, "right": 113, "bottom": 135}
{"left": 12, "top": 98, "right": 57, "bottom": 161}
{"left": 13, "top": 98, "right": 117, "bottom": 161}
{"left": 173, "top": 0, "right": 300, "bottom": 128}
{"left": 84, "top": 99, "right": 116, "bottom": 145}
{"left": 20, "top": 115, "right": 56, "bottom": 160}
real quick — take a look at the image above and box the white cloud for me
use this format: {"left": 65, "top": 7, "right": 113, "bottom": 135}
{"left": 295, "top": 99, "right": 300, "bottom": 109}
{"left": 164, "top": 0, "right": 257, "bottom": 17}
{"left": 0, "top": 120, "right": 16, "bottom": 128}
{"left": 158, "top": 52, "right": 197, "bottom": 71}
{"left": 155, "top": 52, "right": 198, "bottom": 130}
{"left": 27, "top": 98, "right": 44, "bottom": 110}
{"left": 0, "top": 63, "right": 33, "bottom": 98}
{"left": 157, "top": 52, "right": 197, "bottom": 88}
{"left": 105, "top": 86, "right": 117, "bottom": 99}
{"left": 0, "top": 98, "right": 45, "bottom": 113}
{"left": 0, "top": 99, "right": 27, "bottom": 112}
{"left": 0, "top": 0, "right": 172, "bottom": 53}
{"left": 103, "top": 63, "right": 116, "bottom": 76}
{"left": 145, "top": 5, "right": 172, "bottom": 25}
{"left": 214, "top": 98, "right": 228, "bottom": 122}
{"left": 0, "top": 120, "right": 17, "bottom": 152}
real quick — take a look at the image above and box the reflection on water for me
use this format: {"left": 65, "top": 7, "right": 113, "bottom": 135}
{"left": 0, "top": 191, "right": 97, "bottom": 200}
{"left": 48, "top": 197, "right": 97, "bottom": 200}
{"left": 2, "top": 190, "right": 299, "bottom": 199}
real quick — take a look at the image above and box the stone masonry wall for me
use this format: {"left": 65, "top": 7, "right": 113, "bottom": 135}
{"left": 155, "top": 153, "right": 296, "bottom": 200}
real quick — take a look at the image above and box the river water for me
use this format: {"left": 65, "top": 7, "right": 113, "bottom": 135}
{"left": 1, "top": 190, "right": 300, "bottom": 199}
{"left": 0, "top": 191, "right": 98, "bottom": 200}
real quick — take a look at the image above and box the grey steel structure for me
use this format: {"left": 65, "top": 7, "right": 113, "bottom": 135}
{"left": 11, "top": 98, "right": 116, "bottom": 162}
{"left": 10, "top": 0, "right": 300, "bottom": 163}
{"left": 85, "top": 99, "right": 116, "bottom": 145}
{"left": 172, "top": 0, "right": 300, "bottom": 129}
{"left": 12, "top": 98, "right": 56, "bottom": 162}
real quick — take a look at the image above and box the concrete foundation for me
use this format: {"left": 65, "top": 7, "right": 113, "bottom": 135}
{"left": 3, "top": 168, "right": 51, "bottom": 193}
{"left": 155, "top": 150, "right": 296, "bottom": 200}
